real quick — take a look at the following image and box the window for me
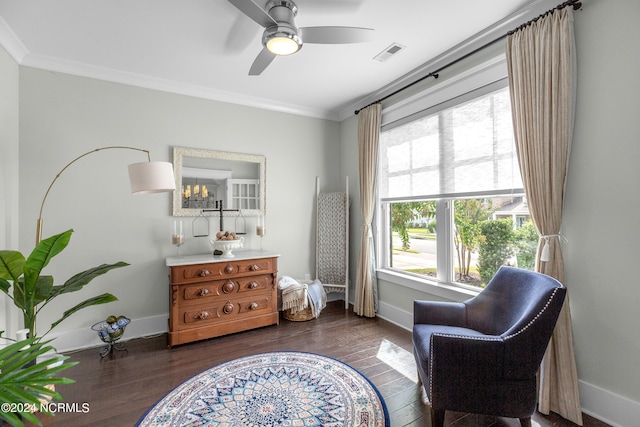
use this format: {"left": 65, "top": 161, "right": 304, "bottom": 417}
{"left": 227, "top": 179, "right": 260, "bottom": 210}
{"left": 378, "top": 80, "right": 534, "bottom": 289}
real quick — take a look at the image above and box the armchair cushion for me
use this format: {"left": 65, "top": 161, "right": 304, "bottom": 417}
{"left": 413, "top": 300, "right": 467, "bottom": 326}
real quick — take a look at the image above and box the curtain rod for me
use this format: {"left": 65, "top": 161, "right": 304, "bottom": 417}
{"left": 354, "top": 0, "right": 582, "bottom": 115}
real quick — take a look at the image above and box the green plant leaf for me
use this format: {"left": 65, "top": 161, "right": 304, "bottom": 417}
{"left": 0, "top": 277, "right": 11, "bottom": 295}
{"left": 23, "top": 230, "right": 73, "bottom": 292}
{"left": 0, "top": 337, "right": 76, "bottom": 426}
{"left": 33, "top": 275, "right": 54, "bottom": 305}
{"left": 49, "top": 262, "right": 129, "bottom": 299}
{"left": 12, "top": 277, "right": 26, "bottom": 310}
{"left": 49, "top": 293, "right": 118, "bottom": 331}
{"left": 0, "top": 339, "right": 56, "bottom": 374}
{"left": 0, "top": 250, "right": 25, "bottom": 281}
{"left": 0, "top": 411, "right": 25, "bottom": 427}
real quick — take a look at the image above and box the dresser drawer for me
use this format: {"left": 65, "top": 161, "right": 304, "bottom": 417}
{"left": 177, "top": 274, "right": 274, "bottom": 306}
{"left": 170, "top": 257, "right": 277, "bottom": 284}
{"left": 173, "top": 293, "right": 275, "bottom": 331}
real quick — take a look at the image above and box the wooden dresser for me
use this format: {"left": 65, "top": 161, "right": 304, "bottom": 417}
{"left": 165, "top": 251, "right": 280, "bottom": 347}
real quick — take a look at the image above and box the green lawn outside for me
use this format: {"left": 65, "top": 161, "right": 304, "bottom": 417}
{"left": 407, "top": 228, "right": 435, "bottom": 240}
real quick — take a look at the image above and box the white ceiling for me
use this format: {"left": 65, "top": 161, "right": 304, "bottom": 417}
{"left": 0, "top": 0, "right": 547, "bottom": 121}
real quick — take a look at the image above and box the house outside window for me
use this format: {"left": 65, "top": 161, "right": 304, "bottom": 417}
{"left": 377, "top": 78, "right": 536, "bottom": 290}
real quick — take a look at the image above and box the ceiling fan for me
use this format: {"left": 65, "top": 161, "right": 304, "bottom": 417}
{"left": 227, "top": 0, "right": 374, "bottom": 75}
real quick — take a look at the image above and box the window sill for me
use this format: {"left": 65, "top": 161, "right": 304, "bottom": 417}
{"left": 376, "top": 269, "right": 478, "bottom": 302}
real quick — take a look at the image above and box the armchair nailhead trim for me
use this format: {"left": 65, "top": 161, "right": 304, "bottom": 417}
{"left": 503, "top": 287, "right": 562, "bottom": 340}
{"left": 427, "top": 286, "right": 564, "bottom": 399}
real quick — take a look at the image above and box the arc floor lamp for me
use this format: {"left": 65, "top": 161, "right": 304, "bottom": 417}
{"left": 36, "top": 146, "right": 175, "bottom": 244}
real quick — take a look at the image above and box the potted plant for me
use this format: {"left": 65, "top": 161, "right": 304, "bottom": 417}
{"left": 0, "top": 229, "right": 127, "bottom": 425}
{"left": 0, "top": 228, "right": 127, "bottom": 339}
{"left": 0, "top": 333, "right": 77, "bottom": 426}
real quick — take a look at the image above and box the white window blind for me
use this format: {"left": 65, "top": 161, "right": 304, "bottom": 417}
{"left": 379, "top": 80, "right": 523, "bottom": 201}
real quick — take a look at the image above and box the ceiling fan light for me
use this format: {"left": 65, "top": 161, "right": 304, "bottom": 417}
{"left": 266, "top": 36, "right": 299, "bottom": 55}
{"left": 264, "top": 27, "right": 302, "bottom": 56}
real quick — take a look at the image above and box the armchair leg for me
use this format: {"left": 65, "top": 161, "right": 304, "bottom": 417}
{"left": 430, "top": 408, "right": 445, "bottom": 427}
{"left": 519, "top": 417, "right": 532, "bottom": 427}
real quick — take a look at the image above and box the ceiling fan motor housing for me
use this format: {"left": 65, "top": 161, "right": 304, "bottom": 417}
{"left": 263, "top": 0, "right": 303, "bottom": 54}
{"left": 265, "top": 0, "right": 298, "bottom": 18}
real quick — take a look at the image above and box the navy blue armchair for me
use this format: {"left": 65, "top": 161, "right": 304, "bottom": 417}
{"left": 412, "top": 266, "right": 566, "bottom": 427}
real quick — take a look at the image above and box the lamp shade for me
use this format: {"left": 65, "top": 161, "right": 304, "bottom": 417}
{"left": 128, "top": 161, "right": 176, "bottom": 194}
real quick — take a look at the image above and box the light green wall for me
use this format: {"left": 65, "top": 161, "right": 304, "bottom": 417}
{"left": 17, "top": 67, "right": 340, "bottom": 336}
{"left": 339, "top": 0, "right": 640, "bottom": 418}
{"left": 0, "top": 46, "right": 19, "bottom": 249}
{"left": 0, "top": 45, "right": 20, "bottom": 337}
{"left": 338, "top": 114, "right": 360, "bottom": 300}
{"left": 563, "top": 0, "right": 640, "bottom": 405}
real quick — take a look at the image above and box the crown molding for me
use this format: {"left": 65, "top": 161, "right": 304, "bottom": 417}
{"left": 0, "top": 16, "right": 337, "bottom": 122}
{"left": 21, "top": 53, "right": 338, "bottom": 121}
{"left": 0, "top": 16, "right": 28, "bottom": 63}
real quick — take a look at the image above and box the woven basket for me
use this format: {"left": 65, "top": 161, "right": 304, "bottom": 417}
{"left": 281, "top": 279, "right": 316, "bottom": 322}
{"left": 283, "top": 305, "right": 316, "bottom": 322}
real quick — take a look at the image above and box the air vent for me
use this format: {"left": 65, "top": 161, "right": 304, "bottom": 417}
{"left": 373, "top": 43, "right": 406, "bottom": 62}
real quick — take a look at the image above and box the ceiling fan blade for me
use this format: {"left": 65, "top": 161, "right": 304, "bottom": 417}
{"left": 249, "top": 48, "right": 277, "bottom": 75}
{"left": 227, "top": 0, "right": 277, "bottom": 29}
{"left": 300, "top": 26, "right": 374, "bottom": 44}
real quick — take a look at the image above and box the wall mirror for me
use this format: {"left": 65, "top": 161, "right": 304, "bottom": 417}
{"left": 172, "top": 146, "right": 266, "bottom": 217}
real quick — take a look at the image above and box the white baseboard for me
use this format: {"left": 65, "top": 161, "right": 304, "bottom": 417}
{"left": 375, "top": 301, "right": 639, "bottom": 427}
{"left": 376, "top": 301, "right": 413, "bottom": 332}
{"left": 48, "top": 314, "right": 169, "bottom": 353}
{"left": 579, "top": 380, "right": 640, "bottom": 427}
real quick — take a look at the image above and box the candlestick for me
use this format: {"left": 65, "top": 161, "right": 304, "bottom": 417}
{"left": 256, "top": 215, "right": 266, "bottom": 250}
{"left": 172, "top": 220, "right": 184, "bottom": 257}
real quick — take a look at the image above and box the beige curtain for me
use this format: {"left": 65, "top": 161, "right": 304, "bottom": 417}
{"left": 354, "top": 103, "right": 381, "bottom": 317}
{"left": 506, "top": 7, "right": 582, "bottom": 426}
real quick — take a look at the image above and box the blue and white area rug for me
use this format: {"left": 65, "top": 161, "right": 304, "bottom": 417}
{"left": 137, "top": 351, "right": 389, "bottom": 427}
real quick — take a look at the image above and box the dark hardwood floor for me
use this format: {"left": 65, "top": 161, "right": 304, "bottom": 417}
{"left": 35, "top": 301, "right": 609, "bottom": 427}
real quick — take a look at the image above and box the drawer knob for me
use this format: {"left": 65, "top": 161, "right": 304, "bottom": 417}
{"left": 222, "top": 280, "right": 235, "bottom": 294}
{"left": 198, "top": 288, "right": 210, "bottom": 297}
{"left": 198, "top": 269, "right": 211, "bottom": 277}
{"left": 223, "top": 301, "right": 234, "bottom": 314}
{"left": 197, "top": 311, "right": 210, "bottom": 320}
{"left": 249, "top": 302, "right": 259, "bottom": 310}
{"left": 248, "top": 281, "right": 259, "bottom": 289}
{"left": 224, "top": 263, "right": 234, "bottom": 274}
{"left": 249, "top": 264, "right": 260, "bottom": 271}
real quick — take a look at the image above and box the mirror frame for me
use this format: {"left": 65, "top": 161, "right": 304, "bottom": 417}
{"left": 172, "top": 146, "right": 266, "bottom": 217}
